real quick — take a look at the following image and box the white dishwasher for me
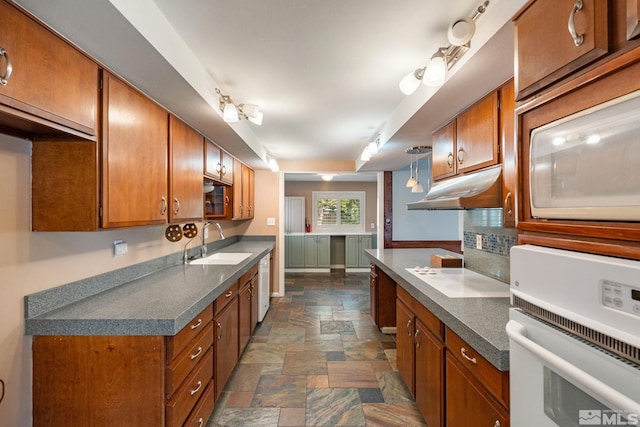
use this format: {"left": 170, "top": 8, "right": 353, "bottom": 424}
{"left": 258, "top": 254, "right": 270, "bottom": 321}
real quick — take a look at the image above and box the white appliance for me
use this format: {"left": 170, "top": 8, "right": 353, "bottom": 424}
{"left": 257, "top": 254, "right": 270, "bottom": 322}
{"left": 507, "top": 245, "right": 640, "bottom": 427}
{"left": 529, "top": 89, "right": 640, "bottom": 221}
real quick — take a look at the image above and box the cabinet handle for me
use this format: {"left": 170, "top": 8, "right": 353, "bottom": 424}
{"left": 494, "top": 421, "right": 501, "bottom": 427}
{"left": 190, "top": 318, "right": 202, "bottom": 330}
{"left": 568, "top": 0, "right": 584, "bottom": 47}
{"left": 460, "top": 347, "right": 478, "bottom": 365}
{"left": 225, "top": 195, "right": 230, "bottom": 206}
{"left": 190, "top": 346, "right": 202, "bottom": 360}
{"left": 216, "top": 162, "right": 222, "bottom": 173}
{"left": 0, "top": 47, "right": 12, "bottom": 86}
{"left": 221, "top": 164, "right": 226, "bottom": 176}
{"left": 503, "top": 192, "right": 513, "bottom": 217}
{"left": 225, "top": 290, "right": 233, "bottom": 298}
{"left": 447, "top": 152, "right": 454, "bottom": 168}
{"left": 161, "top": 197, "right": 167, "bottom": 215}
{"left": 190, "top": 380, "right": 202, "bottom": 396}
{"left": 216, "top": 321, "right": 222, "bottom": 340}
{"left": 240, "top": 205, "right": 243, "bottom": 217}
{"left": 414, "top": 328, "right": 420, "bottom": 348}
{"left": 457, "top": 148, "right": 465, "bottom": 165}
{"left": 173, "top": 197, "right": 180, "bottom": 215}
{"left": 197, "top": 418, "right": 204, "bottom": 427}
{"left": 405, "top": 319, "right": 412, "bottom": 337}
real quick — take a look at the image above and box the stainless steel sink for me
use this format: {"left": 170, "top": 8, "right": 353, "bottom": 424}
{"left": 189, "top": 252, "right": 252, "bottom": 265}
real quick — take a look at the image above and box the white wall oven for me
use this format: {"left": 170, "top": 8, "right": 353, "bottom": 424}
{"left": 507, "top": 245, "right": 640, "bottom": 426}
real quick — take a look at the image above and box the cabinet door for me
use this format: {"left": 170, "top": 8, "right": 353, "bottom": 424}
{"left": 250, "top": 275, "right": 259, "bottom": 333}
{"left": 432, "top": 119, "right": 457, "bottom": 180}
{"left": 415, "top": 319, "right": 444, "bottom": 427}
{"left": 456, "top": 91, "right": 499, "bottom": 174}
{"left": 204, "top": 140, "right": 222, "bottom": 181}
{"left": 204, "top": 184, "right": 232, "bottom": 219}
{"left": 345, "top": 236, "right": 359, "bottom": 268}
{"left": 358, "top": 235, "right": 372, "bottom": 267}
{"left": 238, "top": 283, "right": 252, "bottom": 355}
{"left": 101, "top": 72, "right": 168, "bottom": 228}
{"left": 396, "top": 299, "right": 415, "bottom": 395}
{"left": 285, "top": 197, "right": 305, "bottom": 233}
{"left": 285, "top": 235, "right": 306, "bottom": 268}
{"left": 369, "top": 269, "right": 378, "bottom": 324}
{"left": 232, "top": 158, "right": 244, "bottom": 219}
{"left": 244, "top": 165, "right": 254, "bottom": 218}
{"left": 214, "top": 297, "right": 239, "bottom": 400}
{"left": 304, "top": 236, "right": 319, "bottom": 267}
{"left": 316, "top": 236, "right": 330, "bottom": 268}
{"left": 0, "top": 1, "right": 98, "bottom": 136}
{"left": 515, "top": 0, "right": 608, "bottom": 100}
{"left": 220, "top": 150, "right": 234, "bottom": 185}
{"left": 445, "top": 352, "right": 509, "bottom": 427}
{"left": 169, "top": 115, "right": 204, "bottom": 223}
{"left": 499, "top": 80, "right": 517, "bottom": 228}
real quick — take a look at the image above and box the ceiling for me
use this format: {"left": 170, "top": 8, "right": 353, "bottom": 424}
{"left": 14, "top": 0, "right": 527, "bottom": 176}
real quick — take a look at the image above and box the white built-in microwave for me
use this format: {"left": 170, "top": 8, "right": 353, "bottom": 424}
{"left": 529, "top": 89, "right": 640, "bottom": 221}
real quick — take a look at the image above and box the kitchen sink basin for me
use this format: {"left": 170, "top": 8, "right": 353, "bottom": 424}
{"left": 405, "top": 267, "right": 510, "bottom": 298}
{"left": 189, "top": 252, "right": 252, "bottom": 265}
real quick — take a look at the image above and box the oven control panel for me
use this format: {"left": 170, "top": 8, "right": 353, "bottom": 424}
{"left": 601, "top": 280, "right": 640, "bottom": 317}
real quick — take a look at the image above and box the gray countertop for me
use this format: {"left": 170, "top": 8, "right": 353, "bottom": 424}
{"left": 25, "top": 240, "right": 275, "bottom": 336}
{"left": 365, "top": 248, "right": 511, "bottom": 371}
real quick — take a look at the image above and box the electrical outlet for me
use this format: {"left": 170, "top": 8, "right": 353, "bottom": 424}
{"left": 476, "top": 234, "right": 483, "bottom": 250}
{"left": 370, "top": 222, "right": 375, "bottom": 230}
{"left": 113, "top": 240, "right": 128, "bottom": 257}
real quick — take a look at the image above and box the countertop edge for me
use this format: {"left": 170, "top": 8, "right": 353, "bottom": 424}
{"left": 365, "top": 249, "right": 510, "bottom": 371}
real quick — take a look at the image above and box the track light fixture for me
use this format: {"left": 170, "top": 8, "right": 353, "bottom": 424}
{"left": 215, "top": 88, "right": 263, "bottom": 125}
{"left": 360, "top": 133, "right": 381, "bottom": 163}
{"left": 399, "top": 1, "right": 489, "bottom": 95}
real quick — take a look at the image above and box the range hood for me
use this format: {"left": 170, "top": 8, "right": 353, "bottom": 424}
{"left": 407, "top": 164, "right": 502, "bottom": 210}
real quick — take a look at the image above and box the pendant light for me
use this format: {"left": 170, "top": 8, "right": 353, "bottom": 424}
{"left": 412, "top": 157, "right": 424, "bottom": 193}
{"left": 406, "top": 154, "right": 417, "bottom": 187}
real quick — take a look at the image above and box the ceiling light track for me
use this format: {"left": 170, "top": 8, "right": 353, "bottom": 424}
{"left": 215, "top": 88, "right": 264, "bottom": 125}
{"left": 399, "top": 1, "right": 490, "bottom": 95}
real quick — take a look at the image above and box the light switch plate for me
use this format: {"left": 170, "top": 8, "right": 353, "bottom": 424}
{"left": 267, "top": 217, "right": 276, "bottom": 226}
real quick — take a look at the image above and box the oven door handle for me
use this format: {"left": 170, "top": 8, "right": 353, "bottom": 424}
{"left": 506, "top": 320, "right": 640, "bottom": 415}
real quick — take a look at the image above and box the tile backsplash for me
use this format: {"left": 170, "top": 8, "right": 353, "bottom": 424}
{"left": 463, "top": 209, "right": 517, "bottom": 284}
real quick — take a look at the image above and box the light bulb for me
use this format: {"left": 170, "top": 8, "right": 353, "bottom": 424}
{"left": 223, "top": 103, "right": 239, "bottom": 123}
{"left": 249, "top": 111, "right": 263, "bottom": 126}
{"left": 399, "top": 68, "right": 424, "bottom": 95}
{"left": 424, "top": 55, "right": 446, "bottom": 87}
{"left": 411, "top": 182, "right": 424, "bottom": 193}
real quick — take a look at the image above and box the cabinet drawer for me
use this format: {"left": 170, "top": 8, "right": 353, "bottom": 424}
{"left": 182, "top": 380, "right": 215, "bottom": 427}
{"left": 445, "top": 327, "right": 509, "bottom": 407}
{"left": 214, "top": 281, "right": 238, "bottom": 315}
{"left": 166, "top": 305, "right": 213, "bottom": 363}
{"left": 166, "top": 348, "right": 213, "bottom": 427}
{"left": 397, "top": 287, "right": 442, "bottom": 340}
{"left": 166, "top": 321, "right": 214, "bottom": 398}
{"left": 239, "top": 264, "right": 258, "bottom": 286}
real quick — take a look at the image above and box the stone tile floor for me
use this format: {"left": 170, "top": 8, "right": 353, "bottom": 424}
{"left": 207, "top": 271, "right": 427, "bottom": 426}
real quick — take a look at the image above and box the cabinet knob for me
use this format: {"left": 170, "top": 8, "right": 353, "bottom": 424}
{"left": 160, "top": 197, "right": 167, "bottom": 215}
{"left": 568, "top": 0, "right": 584, "bottom": 46}
{"left": 460, "top": 347, "right": 478, "bottom": 365}
{"left": 0, "top": 47, "right": 12, "bottom": 86}
{"left": 173, "top": 197, "right": 180, "bottom": 215}
{"left": 447, "top": 152, "right": 454, "bottom": 168}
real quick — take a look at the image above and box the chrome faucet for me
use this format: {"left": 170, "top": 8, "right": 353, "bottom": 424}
{"left": 200, "top": 221, "right": 225, "bottom": 258}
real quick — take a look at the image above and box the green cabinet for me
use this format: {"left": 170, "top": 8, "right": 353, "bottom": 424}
{"left": 345, "top": 234, "right": 374, "bottom": 268}
{"left": 285, "top": 235, "right": 305, "bottom": 268}
{"left": 304, "top": 235, "right": 330, "bottom": 268}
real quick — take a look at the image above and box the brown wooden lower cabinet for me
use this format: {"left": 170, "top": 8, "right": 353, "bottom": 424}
{"left": 32, "top": 306, "right": 215, "bottom": 426}
{"left": 396, "top": 287, "right": 445, "bottom": 427}
{"left": 214, "top": 291, "right": 239, "bottom": 400}
{"left": 369, "top": 264, "right": 396, "bottom": 330}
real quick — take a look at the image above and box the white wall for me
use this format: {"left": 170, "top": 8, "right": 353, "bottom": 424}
{"left": 392, "top": 161, "right": 461, "bottom": 241}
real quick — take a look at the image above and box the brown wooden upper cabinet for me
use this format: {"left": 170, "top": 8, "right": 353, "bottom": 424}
{"left": 0, "top": 1, "right": 98, "bottom": 138}
{"left": 432, "top": 90, "right": 499, "bottom": 181}
{"left": 169, "top": 115, "right": 204, "bottom": 223}
{"left": 232, "top": 159, "right": 255, "bottom": 220}
{"left": 100, "top": 72, "right": 169, "bottom": 228}
{"left": 499, "top": 79, "right": 517, "bottom": 228}
{"left": 514, "top": 0, "right": 609, "bottom": 101}
{"left": 204, "top": 139, "right": 234, "bottom": 185}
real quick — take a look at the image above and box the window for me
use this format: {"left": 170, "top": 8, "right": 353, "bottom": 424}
{"left": 313, "top": 191, "right": 365, "bottom": 232}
